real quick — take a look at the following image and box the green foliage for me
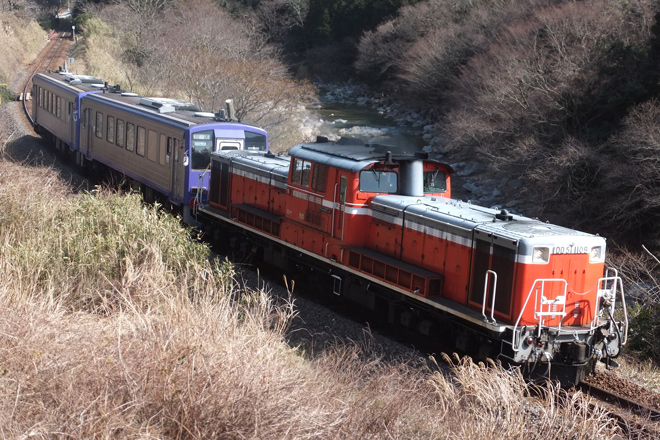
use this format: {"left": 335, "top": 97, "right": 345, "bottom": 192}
{"left": 75, "top": 14, "right": 113, "bottom": 38}
{"left": 73, "top": 12, "right": 95, "bottom": 36}
{"left": 305, "top": 0, "right": 420, "bottom": 45}
{"left": 36, "top": 15, "right": 57, "bottom": 31}
{"left": 627, "top": 302, "right": 660, "bottom": 363}
{"left": 0, "top": 176, "right": 225, "bottom": 311}
{"left": 0, "top": 84, "right": 14, "bottom": 105}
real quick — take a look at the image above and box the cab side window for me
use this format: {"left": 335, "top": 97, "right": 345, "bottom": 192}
{"left": 291, "top": 158, "right": 311, "bottom": 187}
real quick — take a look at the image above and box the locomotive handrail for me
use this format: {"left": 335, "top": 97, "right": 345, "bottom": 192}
{"left": 595, "top": 273, "right": 628, "bottom": 345}
{"left": 331, "top": 183, "right": 337, "bottom": 239}
{"left": 511, "top": 278, "right": 568, "bottom": 352}
{"left": 193, "top": 168, "right": 210, "bottom": 220}
{"left": 481, "top": 270, "right": 498, "bottom": 324}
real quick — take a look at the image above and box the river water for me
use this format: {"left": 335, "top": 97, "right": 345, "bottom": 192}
{"left": 308, "top": 85, "right": 430, "bottom": 154}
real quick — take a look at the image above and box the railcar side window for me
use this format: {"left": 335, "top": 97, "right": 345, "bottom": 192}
{"left": 359, "top": 170, "right": 398, "bottom": 193}
{"left": 38, "top": 87, "right": 43, "bottom": 107}
{"left": 136, "top": 126, "right": 146, "bottom": 156}
{"left": 56, "top": 96, "right": 61, "bottom": 118}
{"left": 147, "top": 130, "right": 157, "bottom": 162}
{"left": 95, "top": 112, "right": 103, "bottom": 139}
{"left": 174, "top": 138, "right": 181, "bottom": 161}
{"left": 423, "top": 170, "right": 447, "bottom": 193}
{"left": 107, "top": 116, "right": 115, "bottom": 144}
{"left": 126, "top": 123, "right": 135, "bottom": 152}
{"left": 291, "top": 158, "right": 311, "bottom": 187}
{"left": 191, "top": 130, "right": 213, "bottom": 169}
{"left": 116, "top": 119, "right": 125, "bottom": 147}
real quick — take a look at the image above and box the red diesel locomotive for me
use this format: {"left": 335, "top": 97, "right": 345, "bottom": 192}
{"left": 197, "top": 136, "right": 628, "bottom": 385}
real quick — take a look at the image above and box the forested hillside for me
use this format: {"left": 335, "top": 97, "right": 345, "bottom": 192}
{"left": 353, "top": 0, "right": 660, "bottom": 254}
{"left": 62, "top": 0, "right": 314, "bottom": 151}
{"left": 210, "top": 0, "right": 660, "bottom": 259}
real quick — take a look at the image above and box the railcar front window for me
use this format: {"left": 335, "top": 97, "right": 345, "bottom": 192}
{"left": 360, "top": 170, "right": 397, "bottom": 193}
{"left": 423, "top": 170, "right": 447, "bottom": 193}
{"left": 191, "top": 130, "right": 213, "bottom": 169}
{"left": 245, "top": 131, "right": 267, "bottom": 151}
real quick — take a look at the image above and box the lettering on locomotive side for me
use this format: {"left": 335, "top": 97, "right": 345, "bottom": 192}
{"left": 552, "top": 245, "right": 588, "bottom": 254}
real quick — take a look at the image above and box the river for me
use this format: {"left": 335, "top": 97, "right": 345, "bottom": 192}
{"left": 308, "top": 84, "right": 431, "bottom": 154}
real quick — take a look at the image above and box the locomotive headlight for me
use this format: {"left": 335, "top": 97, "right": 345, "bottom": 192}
{"left": 589, "top": 246, "right": 603, "bottom": 263}
{"left": 532, "top": 247, "right": 549, "bottom": 263}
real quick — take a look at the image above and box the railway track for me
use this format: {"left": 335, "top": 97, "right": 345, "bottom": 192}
{"left": 22, "top": 31, "right": 72, "bottom": 125}
{"left": 577, "top": 371, "right": 660, "bottom": 439}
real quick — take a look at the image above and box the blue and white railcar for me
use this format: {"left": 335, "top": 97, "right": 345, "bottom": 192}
{"left": 33, "top": 71, "right": 269, "bottom": 223}
{"left": 32, "top": 72, "right": 104, "bottom": 156}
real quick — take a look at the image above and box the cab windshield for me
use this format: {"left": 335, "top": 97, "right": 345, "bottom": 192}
{"left": 360, "top": 170, "right": 398, "bottom": 193}
{"left": 423, "top": 170, "right": 447, "bottom": 193}
{"left": 191, "top": 130, "right": 213, "bottom": 170}
{"left": 245, "top": 131, "right": 267, "bottom": 151}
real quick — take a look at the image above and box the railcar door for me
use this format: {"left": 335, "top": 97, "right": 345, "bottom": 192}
{"left": 468, "top": 229, "right": 519, "bottom": 321}
{"left": 79, "top": 107, "right": 93, "bottom": 161}
{"left": 171, "top": 138, "right": 185, "bottom": 202}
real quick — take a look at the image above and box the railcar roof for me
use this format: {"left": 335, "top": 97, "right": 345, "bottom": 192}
{"left": 39, "top": 72, "right": 265, "bottom": 132}
{"left": 87, "top": 92, "right": 266, "bottom": 130}
{"left": 37, "top": 71, "right": 105, "bottom": 93}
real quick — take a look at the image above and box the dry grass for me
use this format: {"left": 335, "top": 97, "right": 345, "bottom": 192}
{"left": 616, "top": 356, "right": 660, "bottom": 392}
{"left": 78, "top": 16, "right": 127, "bottom": 91}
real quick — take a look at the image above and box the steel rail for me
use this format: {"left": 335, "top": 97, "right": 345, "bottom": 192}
{"left": 22, "top": 33, "right": 69, "bottom": 125}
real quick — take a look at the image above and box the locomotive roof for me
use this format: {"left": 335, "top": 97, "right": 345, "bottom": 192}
{"left": 289, "top": 137, "right": 448, "bottom": 172}
{"left": 211, "top": 150, "right": 290, "bottom": 176}
{"left": 374, "top": 195, "right": 603, "bottom": 244}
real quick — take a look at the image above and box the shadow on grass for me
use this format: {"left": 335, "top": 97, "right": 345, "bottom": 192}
{"left": 2, "top": 133, "right": 92, "bottom": 193}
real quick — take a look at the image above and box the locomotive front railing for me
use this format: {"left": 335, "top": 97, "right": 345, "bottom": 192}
{"left": 511, "top": 278, "right": 568, "bottom": 353}
{"left": 595, "top": 271, "right": 628, "bottom": 345}
{"left": 511, "top": 273, "right": 628, "bottom": 353}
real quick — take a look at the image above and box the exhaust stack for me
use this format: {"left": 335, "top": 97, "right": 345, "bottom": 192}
{"left": 225, "top": 99, "right": 236, "bottom": 121}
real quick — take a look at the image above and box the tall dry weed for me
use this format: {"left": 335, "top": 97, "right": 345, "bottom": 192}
{"left": 425, "top": 354, "right": 619, "bottom": 440}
